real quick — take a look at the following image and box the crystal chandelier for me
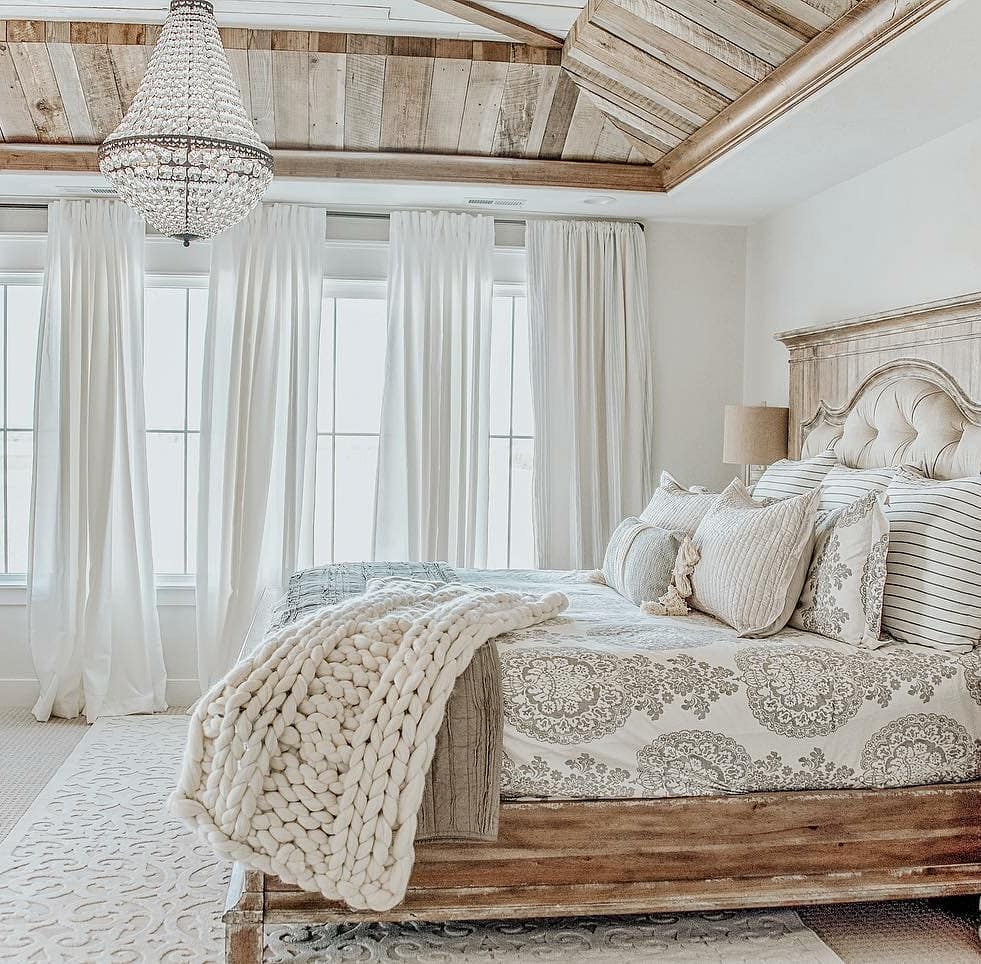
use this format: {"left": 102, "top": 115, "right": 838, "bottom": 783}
{"left": 99, "top": 0, "right": 273, "bottom": 245}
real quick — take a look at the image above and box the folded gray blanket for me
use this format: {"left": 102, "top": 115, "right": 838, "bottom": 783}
{"left": 270, "top": 562, "right": 501, "bottom": 843}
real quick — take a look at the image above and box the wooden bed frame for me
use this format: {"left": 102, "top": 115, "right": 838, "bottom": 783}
{"left": 223, "top": 291, "right": 981, "bottom": 962}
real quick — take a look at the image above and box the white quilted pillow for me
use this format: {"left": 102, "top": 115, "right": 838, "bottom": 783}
{"left": 641, "top": 471, "right": 721, "bottom": 533}
{"left": 689, "top": 479, "right": 820, "bottom": 637}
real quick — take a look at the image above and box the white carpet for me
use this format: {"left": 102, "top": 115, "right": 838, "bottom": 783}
{"left": 0, "top": 715, "right": 844, "bottom": 962}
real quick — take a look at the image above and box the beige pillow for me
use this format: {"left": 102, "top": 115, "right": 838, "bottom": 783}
{"left": 689, "top": 479, "right": 820, "bottom": 637}
{"left": 641, "top": 471, "right": 721, "bottom": 533}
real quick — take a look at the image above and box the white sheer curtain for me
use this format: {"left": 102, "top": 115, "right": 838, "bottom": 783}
{"left": 373, "top": 211, "right": 494, "bottom": 566}
{"left": 527, "top": 219, "right": 654, "bottom": 570}
{"left": 29, "top": 200, "right": 166, "bottom": 722}
{"left": 196, "top": 204, "right": 326, "bottom": 690}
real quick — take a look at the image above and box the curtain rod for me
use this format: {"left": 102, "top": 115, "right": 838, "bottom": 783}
{"left": 0, "top": 202, "right": 642, "bottom": 229}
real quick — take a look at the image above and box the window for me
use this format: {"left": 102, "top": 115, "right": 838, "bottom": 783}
{"left": 0, "top": 282, "right": 42, "bottom": 576}
{"left": 488, "top": 295, "right": 535, "bottom": 568}
{"left": 314, "top": 297, "right": 387, "bottom": 564}
{"left": 143, "top": 284, "right": 207, "bottom": 578}
{"left": 311, "top": 292, "right": 535, "bottom": 569}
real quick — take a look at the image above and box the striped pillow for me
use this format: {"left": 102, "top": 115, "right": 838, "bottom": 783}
{"left": 752, "top": 450, "right": 836, "bottom": 502}
{"left": 818, "top": 465, "right": 895, "bottom": 513}
{"left": 690, "top": 480, "right": 821, "bottom": 637}
{"left": 602, "top": 518, "right": 683, "bottom": 606}
{"left": 641, "top": 472, "right": 720, "bottom": 533}
{"left": 881, "top": 467, "right": 981, "bottom": 654}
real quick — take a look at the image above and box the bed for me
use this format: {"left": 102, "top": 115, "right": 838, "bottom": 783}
{"left": 223, "top": 291, "right": 981, "bottom": 963}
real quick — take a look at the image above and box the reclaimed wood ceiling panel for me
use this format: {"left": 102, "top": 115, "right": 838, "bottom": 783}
{"left": 0, "top": 20, "right": 646, "bottom": 165}
{"left": 563, "top": 0, "right": 866, "bottom": 164}
{"left": 561, "top": 0, "right": 951, "bottom": 184}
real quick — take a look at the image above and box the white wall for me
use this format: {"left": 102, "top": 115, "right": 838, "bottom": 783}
{"left": 744, "top": 116, "right": 981, "bottom": 406}
{"left": 646, "top": 221, "right": 748, "bottom": 492}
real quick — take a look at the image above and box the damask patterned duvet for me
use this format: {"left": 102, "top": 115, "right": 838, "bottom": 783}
{"left": 455, "top": 569, "right": 981, "bottom": 800}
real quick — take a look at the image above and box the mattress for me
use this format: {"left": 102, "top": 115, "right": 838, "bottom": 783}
{"left": 455, "top": 569, "right": 981, "bottom": 800}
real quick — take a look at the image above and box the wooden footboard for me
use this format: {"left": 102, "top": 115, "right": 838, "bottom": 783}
{"left": 223, "top": 782, "right": 981, "bottom": 962}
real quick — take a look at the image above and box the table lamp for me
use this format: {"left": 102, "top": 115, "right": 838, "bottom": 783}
{"left": 723, "top": 404, "right": 789, "bottom": 486}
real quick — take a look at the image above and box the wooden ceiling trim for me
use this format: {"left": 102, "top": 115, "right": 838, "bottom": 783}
{"left": 411, "top": 0, "right": 564, "bottom": 49}
{"left": 0, "top": 142, "right": 666, "bottom": 192}
{"left": 651, "top": 0, "right": 954, "bottom": 188}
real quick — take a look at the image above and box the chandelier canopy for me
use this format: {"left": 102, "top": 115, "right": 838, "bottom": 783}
{"left": 99, "top": 0, "right": 273, "bottom": 245}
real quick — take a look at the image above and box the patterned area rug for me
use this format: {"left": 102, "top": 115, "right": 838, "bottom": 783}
{"left": 0, "top": 715, "right": 842, "bottom": 962}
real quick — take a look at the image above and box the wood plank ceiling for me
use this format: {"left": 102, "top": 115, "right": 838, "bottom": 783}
{"left": 0, "top": 0, "right": 954, "bottom": 191}
{"left": 0, "top": 21, "right": 643, "bottom": 164}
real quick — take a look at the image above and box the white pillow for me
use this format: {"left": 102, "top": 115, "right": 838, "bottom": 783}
{"left": 751, "top": 449, "right": 836, "bottom": 502}
{"left": 881, "top": 466, "right": 981, "bottom": 654}
{"left": 790, "top": 491, "right": 890, "bottom": 647}
{"left": 602, "top": 518, "right": 683, "bottom": 606}
{"left": 818, "top": 464, "right": 895, "bottom": 513}
{"left": 689, "top": 479, "right": 820, "bottom": 637}
{"left": 641, "top": 471, "right": 721, "bottom": 533}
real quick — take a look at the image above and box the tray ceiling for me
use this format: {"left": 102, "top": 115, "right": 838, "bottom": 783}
{"left": 0, "top": 0, "right": 955, "bottom": 193}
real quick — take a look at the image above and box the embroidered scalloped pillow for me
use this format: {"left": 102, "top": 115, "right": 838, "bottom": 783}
{"left": 689, "top": 479, "right": 820, "bottom": 637}
{"left": 601, "top": 517, "right": 684, "bottom": 606}
{"left": 640, "top": 471, "right": 721, "bottom": 533}
{"left": 789, "top": 490, "right": 890, "bottom": 648}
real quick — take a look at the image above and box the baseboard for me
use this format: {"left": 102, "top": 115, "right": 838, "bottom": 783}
{"left": 0, "top": 678, "right": 201, "bottom": 708}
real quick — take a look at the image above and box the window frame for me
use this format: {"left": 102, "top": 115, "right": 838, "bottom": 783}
{"left": 0, "top": 272, "right": 43, "bottom": 593}
{"left": 144, "top": 273, "right": 208, "bottom": 593}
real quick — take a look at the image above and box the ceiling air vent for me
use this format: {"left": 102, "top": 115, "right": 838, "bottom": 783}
{"left": 88, "top": 187, "right": 118, "bottom": 196}
{"left": 465, "top": 198, "right": 526, "bottom": 209}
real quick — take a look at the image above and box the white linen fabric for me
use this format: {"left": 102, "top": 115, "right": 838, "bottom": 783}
{"left": 373, "top": 211, "right": 494, "bottom": 567}
{"left": 641, "top": 472, "right": 721, "bottom": 533}
{"left": 881, "top": 466, "right": 981, "bottom": 654}
{"left": 172, "top": 579, "right": 567, "bottom": 911}
{"left": 29, "top": 200, "right": 166, "bottom": 722}
{"left": 196, "top": 204, "right": 326, "bottom": 690}
{"left": 790, "top": 491, "right": 890, "bottom": 648}
{"left": 689, "top": 480, "right": 820, "bottom": 637}
{"left": 751, "top": 450, "right": 837, "bottom": 502}
{"left": 451, "top": 569, "right": 981, "bottom": 800}
{"left": 527, "top": 219, "right": 653, "bottom": 569}
{"left": 818, "top": 465, "right": 895, "bottom": 512}
{"left": 601, "top": 518, "right": 683, "bottom": 606}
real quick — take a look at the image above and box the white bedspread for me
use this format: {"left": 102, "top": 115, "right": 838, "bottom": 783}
{"left": 456, "top": 570, "right": 981, "bottom": 799}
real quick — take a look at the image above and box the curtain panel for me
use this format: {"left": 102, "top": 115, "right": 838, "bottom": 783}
{"left": 195, "top": 204, "right": 326, "bottom": 690}
{"left": 29, "top": 200, "right": 166, "bottom": 722}
{"left": 527, "top": 219, "right": 654, "bottom": 569}
{"left": 373, "top": 210, "right": 495, "bottom": 567}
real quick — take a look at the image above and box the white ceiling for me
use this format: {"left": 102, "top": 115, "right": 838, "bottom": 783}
{"left": 1, "top": 0, "right": 978, "bottom": 225}
{"left": 9, "top": 0, "right": 580, "bottom": 40}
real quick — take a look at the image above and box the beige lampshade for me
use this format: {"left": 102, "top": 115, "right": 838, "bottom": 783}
{"left": 723, "top": 405, "right": 789, "bottom": 466}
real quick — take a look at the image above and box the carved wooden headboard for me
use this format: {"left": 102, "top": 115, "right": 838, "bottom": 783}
{"left": 775, "top": 292, "right": 981, "bottom": 480}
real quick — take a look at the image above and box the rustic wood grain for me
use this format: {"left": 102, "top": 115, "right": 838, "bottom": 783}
{"left": 45, "top": 42, "right": 95, "bottom": 142}
{"left": 380, "top": 55, "right": 434, "bottom": 151}
{"left": 8, "top": 41, "right": 71, "bottom": 142}
{"left": 776, "top": 291, "right": 981, "bottom": 458}
{"left": 70, "top": 42, "right": 122, "bottom": 137}
{"left": 412, "top": 0, "right": 564, "bottom": 48}
{"left": 457, "top": 59, "right": 508, "bottom": 154}
{"left": 0, "top": 142, "right": 663, "bottom": 192}
{"left": 422, "top": 57, "right": 471, "bottom": 152}
{"left": 223, "top": 781, "right": 981, "bottom": 961}
{"left": 0, "top": 42, "right": 36, "bottom": 141}
{"left": 343, "top": 54, "right": 385, "bottom": 151}
{"left": 308, "top": 52, "right": 345, "bottom": 149}
{"left": 272, "top": 50, "right": 309, "bottom": 148}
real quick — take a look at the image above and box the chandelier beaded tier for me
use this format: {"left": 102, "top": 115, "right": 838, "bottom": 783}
{"left": 99, "top": 0, "right": 273, "bottom": 245}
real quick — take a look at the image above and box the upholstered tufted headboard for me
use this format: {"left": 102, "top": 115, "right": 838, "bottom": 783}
{"left": 776, "top": 292, "right": 981, "bottom": 480}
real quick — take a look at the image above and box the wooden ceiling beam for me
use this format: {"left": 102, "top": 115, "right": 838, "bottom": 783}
{"left": 409, "top": 0, "right": 564, "bottom": 49}
{"left": 0, "top": 143, "right": 665, "bottom": 193}
{"left": 651, "top": 0, "right": 955, "bottom": 189}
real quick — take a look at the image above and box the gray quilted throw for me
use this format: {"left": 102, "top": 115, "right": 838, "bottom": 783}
{"left": 270, "top": 561, "right": 459, "bottom": 628}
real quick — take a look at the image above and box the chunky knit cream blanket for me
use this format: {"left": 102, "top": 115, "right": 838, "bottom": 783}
{"left": 170, "top": 578, "right": 567, "bottom": 911}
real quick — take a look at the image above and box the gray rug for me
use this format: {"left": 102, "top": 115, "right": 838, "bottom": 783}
{"left": 0, "top": 715, "right": 842, "bottom": 963}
